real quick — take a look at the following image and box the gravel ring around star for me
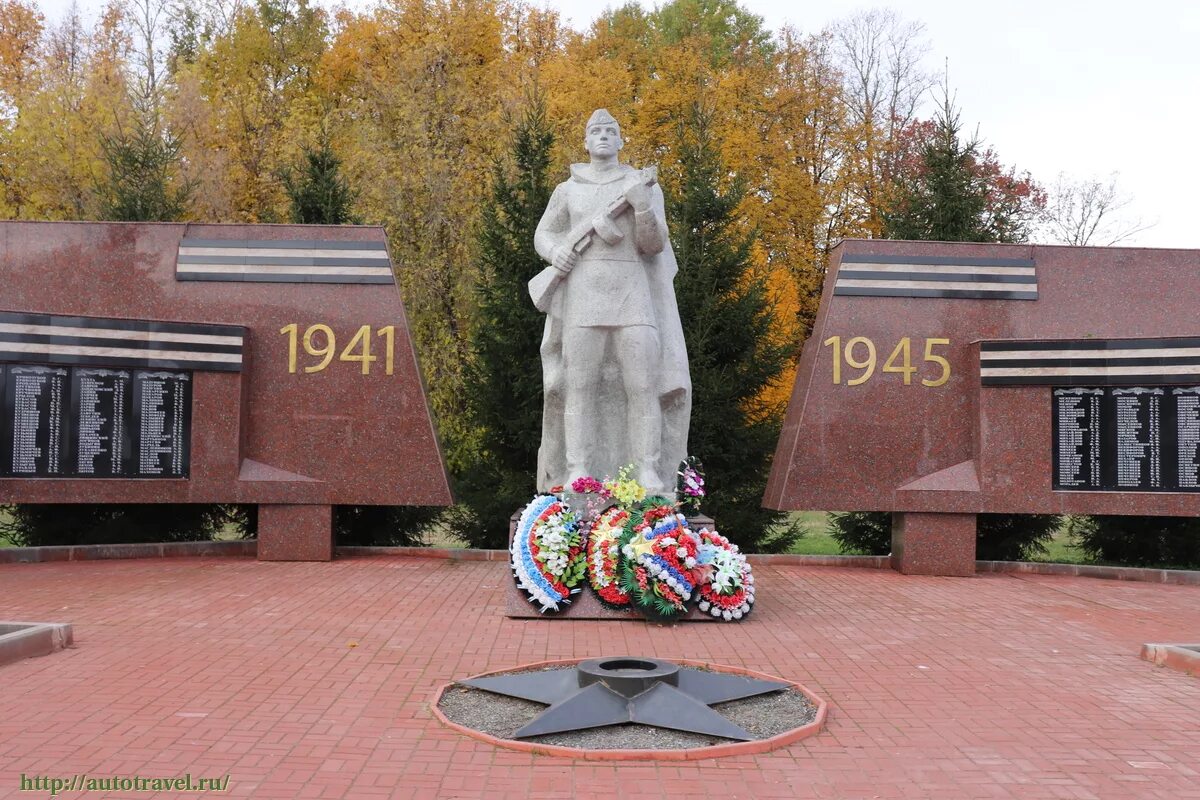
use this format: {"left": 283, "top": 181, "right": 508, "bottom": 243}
{"left": 436, "top": 664, "right": 818, "bottom": 751}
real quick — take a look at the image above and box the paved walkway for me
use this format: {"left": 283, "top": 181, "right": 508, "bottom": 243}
{"left": 1, "top": 555, "right": 1197, "bottom": 799}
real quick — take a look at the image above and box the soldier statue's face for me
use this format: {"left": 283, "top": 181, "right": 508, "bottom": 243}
{"left": 585, "top": 122, "right": 622, "bottom": 159}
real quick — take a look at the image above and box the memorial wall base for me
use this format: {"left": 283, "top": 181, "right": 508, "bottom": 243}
{"left": 891, "top": 512, "right": 976, "bottom": 577}
{"left": 257, "top": 504, "right": 334, "bottom": 562}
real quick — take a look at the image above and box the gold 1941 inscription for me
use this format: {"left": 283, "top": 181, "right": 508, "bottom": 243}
{"left": 280, "top": 324, "right": 396, "bottom": 375}
{"left": 821, "top": 336, "right": 950, "bottom": 387}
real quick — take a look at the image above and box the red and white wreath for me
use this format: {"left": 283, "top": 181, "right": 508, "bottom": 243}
{"left": 694, "top": 528, "right": 754, "bottom": 621}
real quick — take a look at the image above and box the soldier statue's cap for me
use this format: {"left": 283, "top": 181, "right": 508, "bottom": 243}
{"left": 586, "top": 108, "right": 619, "bottom": 129}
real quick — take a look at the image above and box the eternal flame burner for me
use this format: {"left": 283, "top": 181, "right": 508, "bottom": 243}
{"left": 460, "top": 656, "right": 789, "bottom": 740}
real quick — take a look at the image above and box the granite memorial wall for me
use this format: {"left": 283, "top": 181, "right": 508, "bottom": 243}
{"left": 765, "top": 240, "right": 1200, "bottom": 576}
{"left": 0, "top": 222, "right": 452, "bottom": 560}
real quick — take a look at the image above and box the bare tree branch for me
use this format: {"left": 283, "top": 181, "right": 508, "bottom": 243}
{"left": 1039, "top": 172, "right": 1154, "bottom": 246}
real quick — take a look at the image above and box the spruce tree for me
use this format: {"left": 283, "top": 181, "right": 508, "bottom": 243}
{"left": 282, "top": 136, "right": 360, "bottom": 224}
{"left": 446, "top": 94, "right": 554, "bottom": 548}
{"left": 96, "top": 116, "right": 194, "bottom": 222}
{"left": 669, "top": 106, "right": 801, "bottom": 553}
{"left": 882, "top": 88, "right": 1040, "bottom": 243}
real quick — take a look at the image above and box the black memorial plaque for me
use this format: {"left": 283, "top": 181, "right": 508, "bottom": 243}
{"left": 1053, "top": 385, "right": 1200, "bottom": 492}
{"left": 1, "top": 363, "right": 191, "bottom": 479}
{"left": 1110, "top": 388, "right": 1163, "bottom": 490}
{"left": 2, "top": 365, "right": 68, "bottom": 476}
{"left": 68, "top": 368, "right": 133, "bottom": 477}
{"left": 1173, "top": 388, "right": 1200, "bottom": 490}
{"left": 1052, "top": 388, "right": 1103, "bottom": 490}
{"left": 132, "top": 370, "right": 191, "bottom": 478}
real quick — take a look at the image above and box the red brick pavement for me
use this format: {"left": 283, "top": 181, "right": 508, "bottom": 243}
{"left": 1, "top": 555, "right": 1198, "bottom": 799}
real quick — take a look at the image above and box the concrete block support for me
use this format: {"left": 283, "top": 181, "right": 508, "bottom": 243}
{"left": 891, "top": 512, "right": 976, "bottom": 576}
{"left": 257, "top": 504, "right": 334, "bottom": 561}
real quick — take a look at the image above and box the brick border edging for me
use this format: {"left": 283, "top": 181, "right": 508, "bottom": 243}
{"left": 0, "top": 540, "right": 256, "bottom": 564}
{"left": 430, "top": 657, "right": 828, "bottom": 761}
{"left": 977, "top": 560, "right": 1200, "bottom": 586}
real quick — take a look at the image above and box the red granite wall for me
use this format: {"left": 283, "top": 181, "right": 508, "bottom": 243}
{"left": 0, "top": 221, "right": 451, "bottom": 518}
{"left": 766, "top": 240, "right": 1200, "bottom": 543}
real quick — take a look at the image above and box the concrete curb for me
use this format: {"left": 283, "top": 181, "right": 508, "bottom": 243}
{"left": 4, "top": 542, "right": 1199, "bottom": 586}
{"left": 338, "top": 546, "right": 508, "bottom": 561}
{"left": 0, "top": 622, "right": 73, "bottom": 667}
{"left": 431, "top": 657, "right": 828, "bottom": 761}
{"left": 0, "top": 540, "right": 256, "bottom": 564}
{"left": 977, "top": 560, "right": 1200, "bottom": 586}
{"left": 1140, "top": 643, "right": 1200, "bottom": 676}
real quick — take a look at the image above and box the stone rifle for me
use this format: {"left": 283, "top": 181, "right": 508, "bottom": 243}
{"left": 528, "top": 166, "right": 659, "bottom": 313}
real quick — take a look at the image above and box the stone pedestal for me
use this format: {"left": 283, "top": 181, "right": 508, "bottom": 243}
{"left": 891, "top": 512, "right": 976, "bottom": 577}
{"left": 257, "top": 504, "right": 334, "bottom": 561}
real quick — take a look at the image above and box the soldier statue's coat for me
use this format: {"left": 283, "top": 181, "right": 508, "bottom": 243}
{"left": 532, "top": 153, "right": 691, "bottom": 495}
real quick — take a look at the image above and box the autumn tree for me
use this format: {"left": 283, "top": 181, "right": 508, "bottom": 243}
{"left": 169, "top": 0, "right": 328, "bottom": 221}
{"left": 831, "top": 8, "right": 934, "bottom": 236}
{"left": 319, "top": 0, "right": 515, "bottom": 475}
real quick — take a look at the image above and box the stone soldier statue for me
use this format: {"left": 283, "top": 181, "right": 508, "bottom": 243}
{"left": 530, "top": 108, "right": 690, "bottom": 496}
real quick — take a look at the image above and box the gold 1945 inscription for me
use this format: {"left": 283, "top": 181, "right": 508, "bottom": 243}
{"left": 821, "top": 336, "right": 950, "bottom": 387}
{"left": 280, "top": 324, "right": 396, "bottom": 375}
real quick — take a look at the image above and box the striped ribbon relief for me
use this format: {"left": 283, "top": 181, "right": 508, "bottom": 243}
{"left": 176, "top": 238, "right": 394, "bottom": 284}
{"left": 833, "top": 253, "right": 1038, "bottom": 300}
{"left": 0, "top": 312, "right": 243, "bottom": 372}
{"left": 981, "top": 338, "right": 1200, "bottom": 387}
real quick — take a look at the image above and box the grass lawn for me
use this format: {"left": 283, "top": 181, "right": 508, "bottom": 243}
{"left": 785, "top": 510, "right": 1093, "bottom": 564}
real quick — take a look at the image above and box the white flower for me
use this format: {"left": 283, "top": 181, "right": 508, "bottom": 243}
{"left": 722, "top": 610, "right": 732, "bottom": 621}
{"left": 684, "top": 557, "right": 696, "bottom": 569}
{"left": 733, "top": 610, "right": 743, "bottom": 620}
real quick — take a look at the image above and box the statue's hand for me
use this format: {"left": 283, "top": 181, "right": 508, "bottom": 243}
{"left": 624, "top": 181, "right": 651, "bottom": 213}
{"left": 551, "top": 244, "right": 579, "bottom": 274}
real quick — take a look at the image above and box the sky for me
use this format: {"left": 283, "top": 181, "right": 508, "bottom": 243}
{"left": 34, "top": 0, "right": 1200, "bottom": 248}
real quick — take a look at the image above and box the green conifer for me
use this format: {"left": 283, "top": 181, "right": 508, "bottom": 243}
{"left": 669, "top": 105, "right": 800, "bottom": 552}
{"left": 96, "top": 117, "right": 194, "bottom": 222}
{"left": 447, "top": 93, "right": 555, "bottom": 547}
{"left": 283, "top": 136, "right": 360, "bottom": 225}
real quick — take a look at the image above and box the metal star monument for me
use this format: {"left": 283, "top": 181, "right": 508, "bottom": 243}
{"left": 460, "top": 657, "right": 790, "bottom": 741}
